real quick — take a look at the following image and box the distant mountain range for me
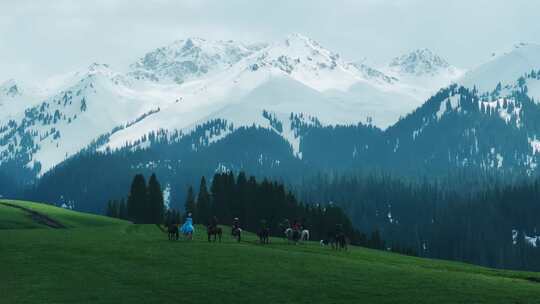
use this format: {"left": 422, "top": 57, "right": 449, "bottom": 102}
{"left": 2, "top": 35, "right": 540, "bottom": 203}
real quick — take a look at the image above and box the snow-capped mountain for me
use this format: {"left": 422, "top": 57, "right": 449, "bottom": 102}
{"left": 247, "top": 33, "right": 364, "bottom": 91}
{"left": 104, "top": 33, "right": 426, "bottom": 153}
{"left": 388, "top": 48, "right": 454, "bottom": 77}
{"left": 0, "top": 63, "right": 178, "bottom": 174}
{"left": 26, "top": 70, "right": 540, "bottom": 214}
{"left": 383, "top": 49, "right": 465, "bottom": 99}
{"left": 3, "top": 34, "right": 540, "bottom": 181}
{"left": 128, "top": 37, "right": 266, "bottom": 84}
{"left": 459, "top": 43, "right": 540, "bottom": 93}
{"left": 367, "top": 70, "right": 540, "bottom": 178}
{"left": 0, "top": 79, "right": 21, "bottom": 98}
{"left": 0, "top": 79, "right": 51, "bottom": 121}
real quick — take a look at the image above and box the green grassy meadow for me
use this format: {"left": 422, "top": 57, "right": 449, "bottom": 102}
{"left": 1, "top": 200, "right": 540, "bottom": 303}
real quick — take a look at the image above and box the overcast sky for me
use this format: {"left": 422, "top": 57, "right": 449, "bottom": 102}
{"left": 1, "top": 0, "right": 539, "bottom": 82}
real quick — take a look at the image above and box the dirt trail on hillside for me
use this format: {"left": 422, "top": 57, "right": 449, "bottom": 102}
{"left": 0, "top": 202, "right": 66, "bottom": 228}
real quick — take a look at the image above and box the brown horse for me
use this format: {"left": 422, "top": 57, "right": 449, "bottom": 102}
{"left": 257, "top": 227, "right": 270, "bottom": 244}
{"left": 207, "top": 225, "right": 222, "bottom": 242}
{"left": 333, "top": 233, "right": 348, "bottom": 250}
{"left": 167, "top": 223, "right": 179, "bottom": 240}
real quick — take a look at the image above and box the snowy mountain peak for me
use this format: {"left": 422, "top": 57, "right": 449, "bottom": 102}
{"left": 180, "top": 36, "right": 205, "bottom": 49}
{"left": 0, "top": 79, "right": 21, "bottom": 97}
{"left": 84, "top": 63, "right": 117, "bottom": 78}
{"left": 283, "top": 33, "right": 325, "bottom": 50}
{"left": 87, "top": 62, "right": 111, "bottom": 73}
{"left": 240, "top": 33, "right": 363, "bottom": 91}
{"left": 75, "top": 62, "right": 132, "bottom": 88}
{"left": 277, "top": 33, "right": 339, "bottom": 61}
{"left": 128, "top": 37, "right": 264, "bottom": 84}
{"left": 389, "top": 48, "right": 451, "bottom": 76}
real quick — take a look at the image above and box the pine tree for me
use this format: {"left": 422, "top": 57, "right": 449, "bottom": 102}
{"left": 112, "top": 200, "right": 119, "bottom": 218}
{"left": 184, "top": 186, "right": 196, "bottom": 217}
{"left": 196, "top": 176, "right": 211, "bottom": 224}
{"left": 105, "top": 200, "right": 114, "bottom": 217}
{"left": 127, "top": 174, "right": 147, "bottom": 223}
{"left": 118, "top": 198, "right": 127, "bottom": 220}
{"left": 147, "top": 173, "right": 164, "bottom": 224}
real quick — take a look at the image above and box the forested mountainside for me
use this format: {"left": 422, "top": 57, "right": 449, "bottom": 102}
{"left": 16, "top": 70, "right": 540, "bottom": 211}
{"left": 298, "top": 172, "right": 540, "bottom": 271}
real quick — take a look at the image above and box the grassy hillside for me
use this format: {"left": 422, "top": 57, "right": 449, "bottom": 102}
{"left": 1, "top": 200, "right": 540, "bottom": 303}
{"left": 0, "top": 200, "right": 127, "bottom": 228}
{"left": 0, "top": 202, "right": 44, "bottom": 229}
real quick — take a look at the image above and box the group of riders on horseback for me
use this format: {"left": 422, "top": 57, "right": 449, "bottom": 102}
{"left": 166, "top": 214, "right": 348, "bottom": 250}
{"left": 167, "top": 213, "right": 242, "bottom": 242}
{"left": 205, "top": 216, "right": 242, "bottom": 242}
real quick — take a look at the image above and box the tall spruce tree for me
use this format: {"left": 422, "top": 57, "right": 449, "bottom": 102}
{"left": 118, "top": 198, "right": 127, "bottom": 220}
{"left": 105, "top": 200, "right": 115, "bottom": 217}
{"left": 147, "top": 173, "right": 164, "bottom": 224}
{"left": 127, "top": 174, "right": 147, "bottom": 223}
{"left": 196, "top": 176, "right": 211, "bottom": 224}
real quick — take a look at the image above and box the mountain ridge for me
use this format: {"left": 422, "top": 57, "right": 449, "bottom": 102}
{"left": 1, "top": 35, "right": 540, "bottom": 180}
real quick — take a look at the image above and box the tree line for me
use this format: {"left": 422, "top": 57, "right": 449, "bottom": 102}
{"left": 106, "top": 171, "right": 412, "bottom": 255}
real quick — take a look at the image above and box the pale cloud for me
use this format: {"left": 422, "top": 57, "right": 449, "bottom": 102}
{"left": 0, "top": 0, "right": 538, "bottom": 82}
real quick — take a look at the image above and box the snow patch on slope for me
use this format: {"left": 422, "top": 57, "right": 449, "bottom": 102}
{"left": 529, "top": 138, "right": 540, "bottom": 154}
{"left": 436, "top": 95, "right": 461, "bottom": 120}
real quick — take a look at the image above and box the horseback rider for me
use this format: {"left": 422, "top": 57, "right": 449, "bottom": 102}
{"left": 335, "top": 223, "right": 343, "bottom": 235}
{"left": 258, "top": 219, "right": 270, "bottom": 244}
{"left": 292, "top": 219, "right": 301, "bottom": 232}
{"left": 334, "top": 223, "right": 347, "bottom": 249}
{"left": 260, "top": 219, "right": 267, "bottom": 229}
{"left": 210, "top": 216, "right": 218, "bottom": 229}
{"left": 180, "top": 212, "right": 195, "bottom": 240}
{"left": 232, "top": 217, "right": 240, "bottom": 234}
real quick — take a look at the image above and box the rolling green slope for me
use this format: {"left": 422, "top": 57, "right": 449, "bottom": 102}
{"left": 1, "top": 201, "right": 539, "bottom": 303}
{"left": 0, "top": 200, "right": 128, "bottom": 228}
{"left": 0, "top": 203, "right": 44, "bottom": 229}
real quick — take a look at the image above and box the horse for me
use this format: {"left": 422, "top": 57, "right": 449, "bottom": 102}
{"left": 231, "top": 226, "right": 242, "bottom": 242}
{"left": 167, "top": 223, "right": 179, "bottom": 240}
{"left": 257, "top": 227, "right": 270, "bottom": 244}
{"left": 319, "top": 231, "right": 346, "bottom": 250}
{"left": 334, "top": 232, "right": 348, "bottom": 250}
{"left": 300, "top": 229, "right": 310, "bottom": 242}
{"left": 284, "top": 228, "right": 301, "bottom": 244}
{"left": 207, "top": 225, "right": 222, "bottom": 242}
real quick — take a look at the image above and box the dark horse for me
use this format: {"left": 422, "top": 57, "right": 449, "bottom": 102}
{"left": 321, "top": 231, "right": 347, "bottom": 250}
{"left": 257, "top": 227, "right": 270, "bottom": 244}
{"left": 167, "top": 223, "right": 179, "bottom": 240}
{"left": 207, "top": 225, "right": 222, "bottom": 242}
{"left": 333, "top": 232, "right": 348, "bottom": 250}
